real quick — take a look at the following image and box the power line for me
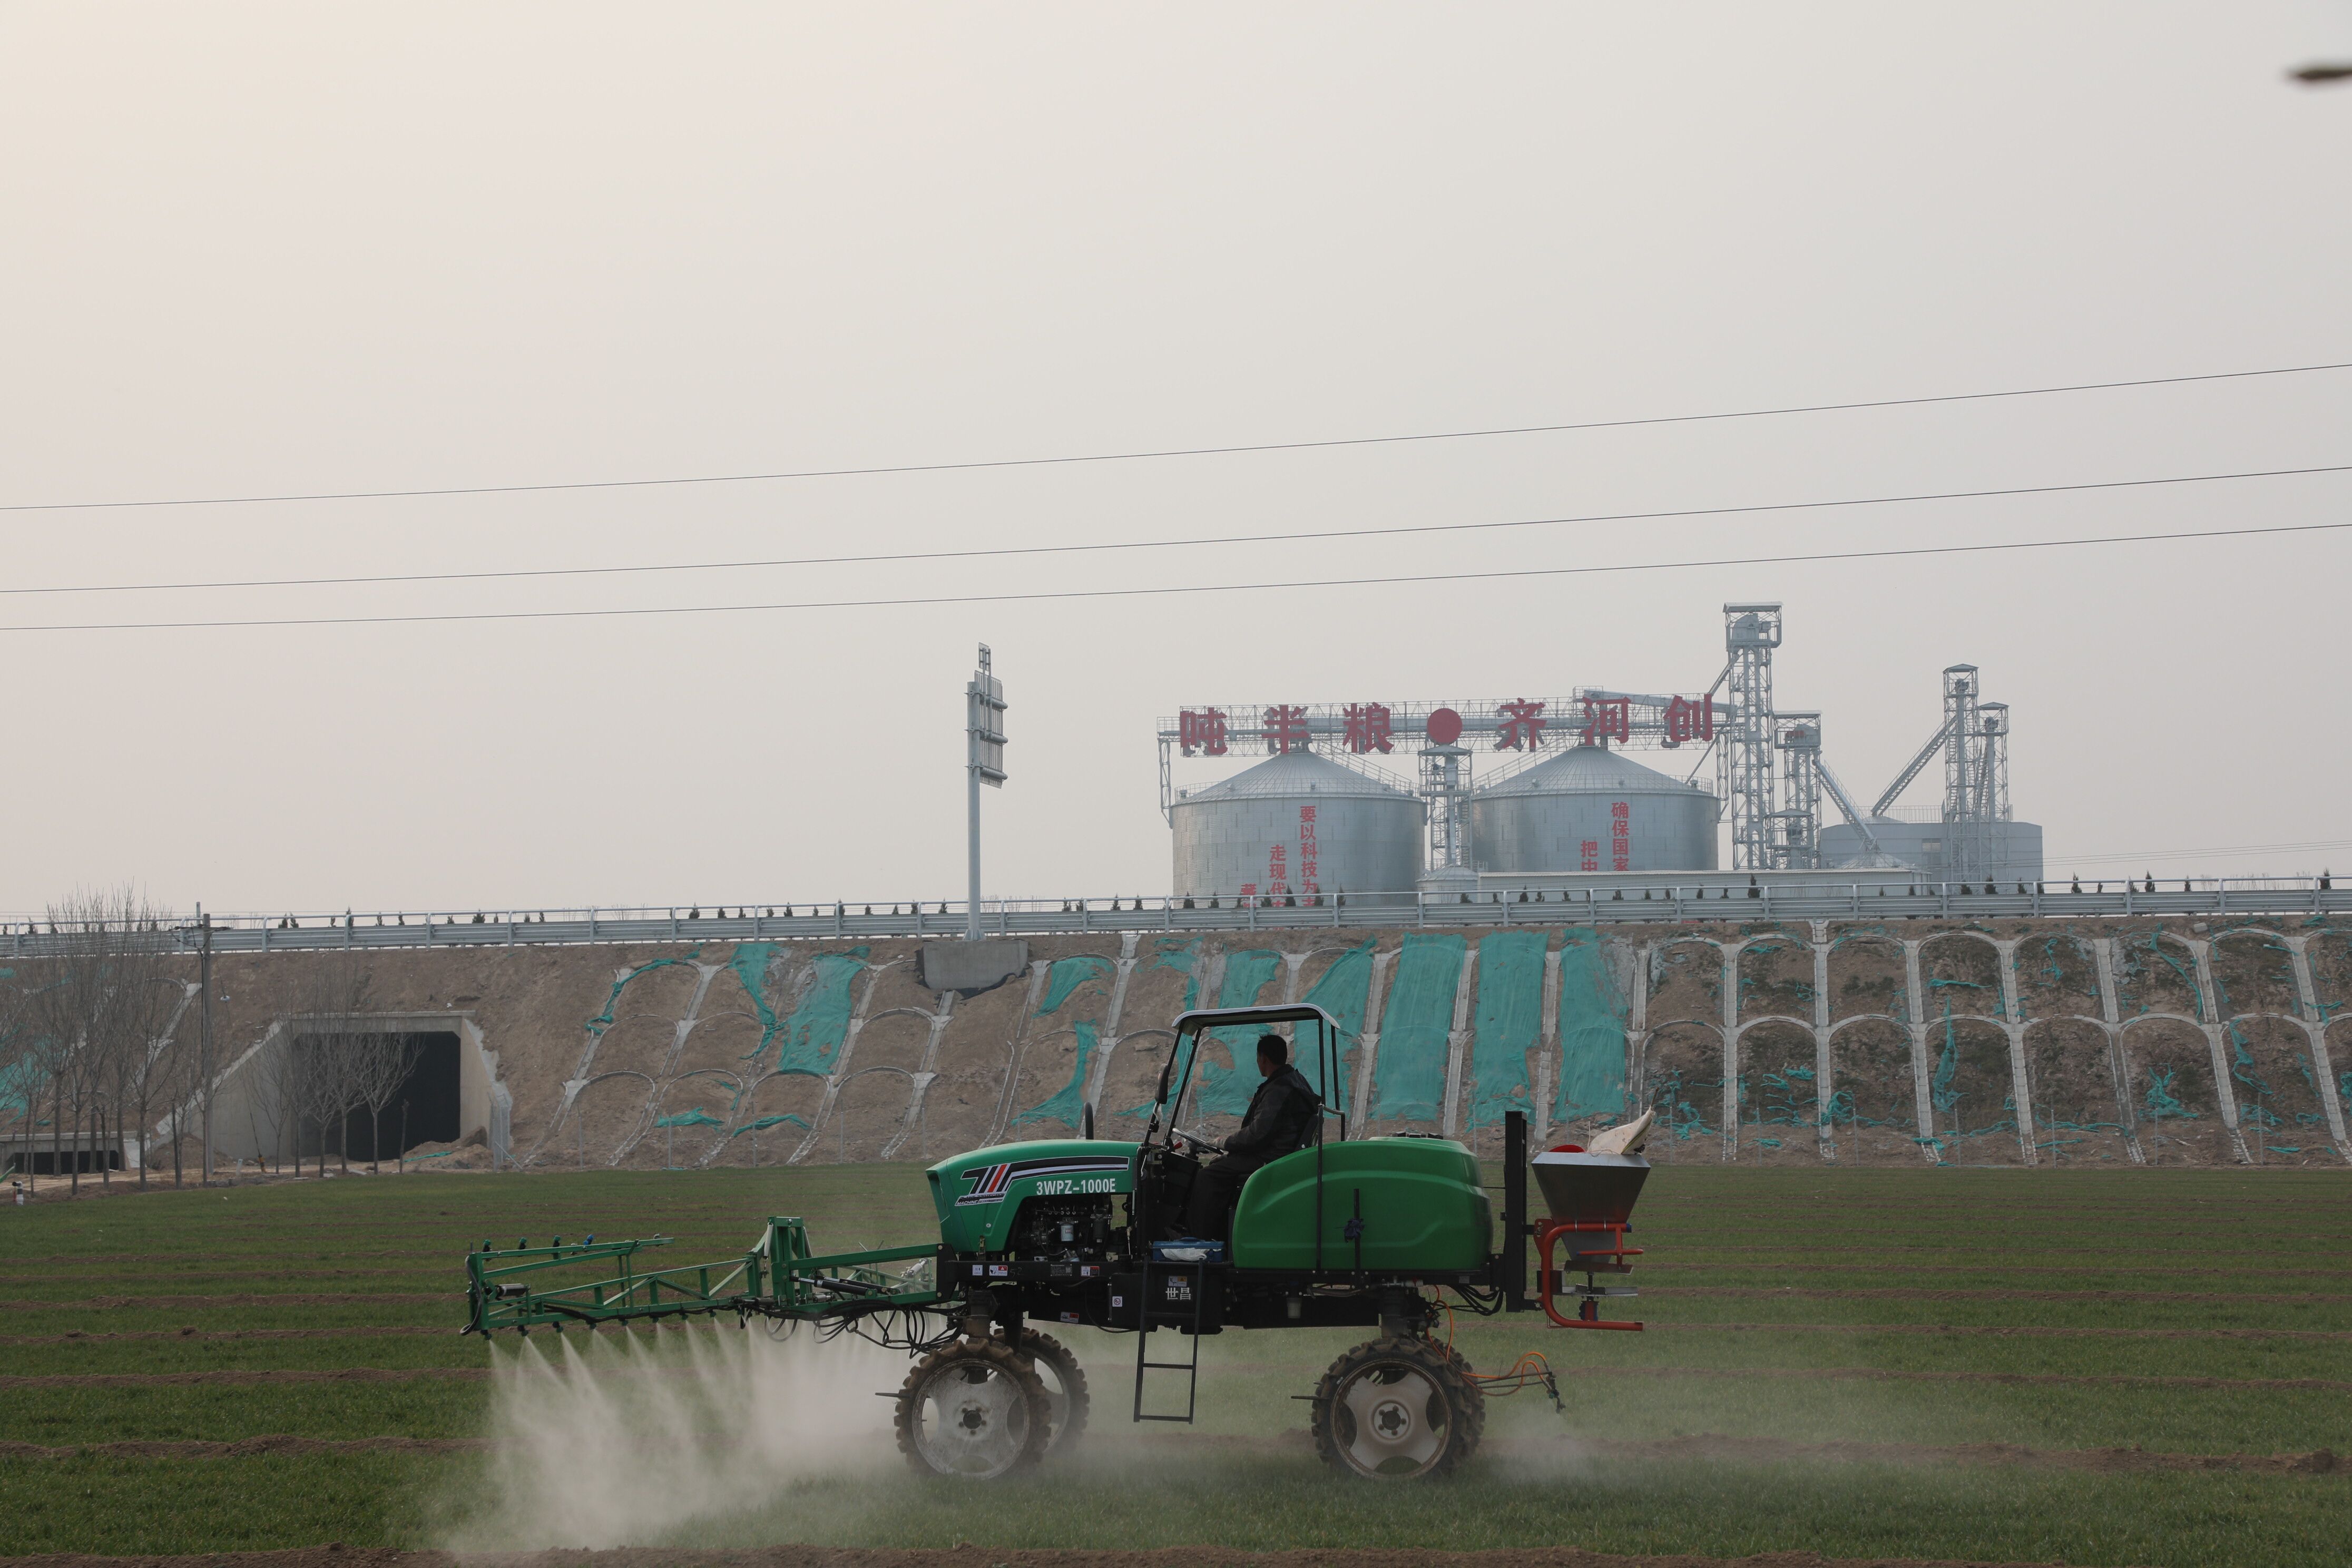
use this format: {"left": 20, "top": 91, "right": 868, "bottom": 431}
{"left": 4, "top": 510, "right": 2346, "bottom": 635}
{"left": 2053, "top": 838, "right": 2352, "bottom": 867}
{"left": 4, "top": 359, "right": 2349, "bottom": 515}
{"left": 5, "top": 460, "right": 2349, "bottom": 598}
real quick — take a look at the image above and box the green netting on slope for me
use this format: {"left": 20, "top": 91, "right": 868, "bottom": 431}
{"left": 1119, "top": 941, "right": 1202, "bottom": 1117}
{"left": 2208, "top": 966, "right": 2331, "bottom": 1134}
{"left": 1556, "top": 928, "right": 1629, "bottom": 1124}
{"left": 1647, "top": 1065, "right": 1720, "bottom": 1140}
{"left": 1923, "top": 1000, "right": 2018, "bottom": 1146}
{"left": 726, "top": 943, "right": 788, "bottom": 1061}
{"left": 1013, "top": 1020, "right": 1098, "bottom": 1131}
{"left": 1297, "top": 940, "right": 1375, "bottom": 1113}
{"left": 1466, "top": 930, "right": 1547, "bottom": 1129}
{"left": 1192, "top": 949, "right": 1287, "bottom": 1118}
{"left": 1929, "top": 1000, "right": 1961, "bottom": 1122}
{"left": 653, "top": 1109, "right": 725, "bottom": 1128}
{"left": 1742, "top": 1061, "right": 1817, "bottom": 1128}
{"left": 1154, "top": 938, "right": 1203, "bottom": 1010}
{"left": 2143, "top": 1064, "right": 2196, "bottom": 1121}
{"left": 1734, "top": 939, "right": 1812, "bottom": 1017}
{"left": 731, "top": 1113, "right": 808, "bottom": 1136}
{"left": 2113, "top": 934, "right": 2206, "bottom": 1020}
{"left": 1371, "top": 933, "right": 1466, "bottom": 1123}
{"left": 1038, "top": 955, "right": 1113, "bottom": 1016}
{"left": 583, "top": 952, "right": 699, "bottom": 1040}
{"left": 772, "top": 950, "right": 870, "bottom": 1076}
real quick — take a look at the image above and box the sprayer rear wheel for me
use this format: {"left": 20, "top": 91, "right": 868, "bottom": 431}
{"left": 1309, "top": 1336, "right": 1481, "bottom": 1480}
{"left": 1012, "top": 1329, "right": 1091, "bottom": 1453}
{"left": 894, "top": 1337, "right": 1052, "bottom": 1479}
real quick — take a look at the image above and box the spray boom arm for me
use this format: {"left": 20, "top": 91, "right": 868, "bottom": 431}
{"left": 461, "top": 1219, "right": 945, "bottom": 1336}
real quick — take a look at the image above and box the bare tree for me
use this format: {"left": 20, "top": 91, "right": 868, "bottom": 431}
{"left": 247, "top": 1017, "right": 301, "bottom": 1176}
{"left": 144, "top": 970, "right": 206, "bottom": 1188}
{"left": 351, "top": 1028, "right": 422, "bottom": 1174}
{"left": 115, "top": 971, "right": 192, "bottom": 1192}
{"left": 296, "top": 952, "right": 384, "bottom": 1173}
{"left": 19, "top": 891, "right": 179, "bottom": 1192}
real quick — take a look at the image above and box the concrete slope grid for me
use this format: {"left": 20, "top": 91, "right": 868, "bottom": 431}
{"left": 107, "top": 917, "right": 2352, "bottom": 1171}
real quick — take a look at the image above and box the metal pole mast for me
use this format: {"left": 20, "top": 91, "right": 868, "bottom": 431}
{"left": 965, "top": 645, "right": 1007, "bottom": 940}
{"left": 967, "top": 745, "right": 982, "bottom": 940}
{"left": 198, "top": 907, "right": 214, "bottom": 1187}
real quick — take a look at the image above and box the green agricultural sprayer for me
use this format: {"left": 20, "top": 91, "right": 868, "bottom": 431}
{"left": 462, "top": 1004, "right": 1653, "bottom": 1480}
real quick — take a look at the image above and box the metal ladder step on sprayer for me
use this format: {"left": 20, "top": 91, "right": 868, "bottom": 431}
{"left": 1133, "top": 1251, "right": 1208, "bottom": 1422}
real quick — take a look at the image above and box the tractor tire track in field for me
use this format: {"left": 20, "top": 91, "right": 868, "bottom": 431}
{"left": 0, "top": 1549, "right": 2171, "bottom": 1568}
{"left": 0, "top": 1269, "right": 447, "bottom": 1288}
{"left": 2, "top": 1433, "right": 2341, "bottom": 1478}
{"left": 0, "top": 1368, "right": 487, "bottom": 1387}
{"left": 1651, "top": 1322, "right": 2352, "bottom": 1340}
{"left": 0, "top": 1327, "right": 446, "bottom": 1346}
{"left": 8, "top": 1365, "right": 2352, "bottom": 1393}
{"left": 8, "top": 1322, "right": 2343, "bottom": 1347}
{"left": 0, "top": 1436, "right": 486, "bottom": 1459}
{"left": 1639, "top": 1263, "right": 2352, "bottom": 1281}
{"left": 1552, "top": 1366, "right": 2352, "bottom": 1394}
{"left": 6, "top": 1320, "right": 2346, "bottom": 1346}
{"left": 0, "top": 1295, "right": 447, "bottom": 1312}
{"left": 1655, "top": 1287, "right": 2349, "bottom": 1304}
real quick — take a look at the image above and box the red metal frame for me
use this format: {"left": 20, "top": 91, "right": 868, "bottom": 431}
{"left": 1535, "top": 1217, "right": 1644, "bottom": 1331}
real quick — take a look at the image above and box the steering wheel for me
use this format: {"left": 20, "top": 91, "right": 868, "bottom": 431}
{"left": 1172, "top": 1126, "right": 1226, "bottom": 1157}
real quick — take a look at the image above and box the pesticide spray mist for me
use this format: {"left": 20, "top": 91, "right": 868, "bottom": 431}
{"left": 456, "top": 1320, "right": 910, "bottom": 1549}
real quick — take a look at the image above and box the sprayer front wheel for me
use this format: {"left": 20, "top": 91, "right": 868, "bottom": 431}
{"left": 894, "top": 1337, "right": 1052, "bottom": 1479}
{"left": 1012, "top": 1329, "right": 1091, "bottom": 1453}
{"left": 1309, "top": 1336, "right": 1481, "bottom": 1481}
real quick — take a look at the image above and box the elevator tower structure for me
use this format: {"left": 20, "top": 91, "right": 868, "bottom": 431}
{"left": 1720, "top": 604, "right": 1782, "bottom": 872}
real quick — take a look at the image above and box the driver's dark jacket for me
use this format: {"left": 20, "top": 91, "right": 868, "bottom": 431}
{"left": 1222, "top": 1065, "right": 1321, "bottom": 1164}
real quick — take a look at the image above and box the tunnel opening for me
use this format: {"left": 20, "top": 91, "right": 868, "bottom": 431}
{"left": 291, "top": 1031, "right": 463, "bottom": 1161}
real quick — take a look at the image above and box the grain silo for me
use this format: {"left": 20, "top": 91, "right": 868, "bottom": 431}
{"left": 1170, "top": 751, "right": 1423, "bottom": 903}
{"left": 1472, "top": 743, "right": 1718, "bottom": 874}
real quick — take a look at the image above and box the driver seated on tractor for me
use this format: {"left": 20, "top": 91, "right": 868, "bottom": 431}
{"left": 1183, "top": 1032, "right": 1321, "bottom": 1241}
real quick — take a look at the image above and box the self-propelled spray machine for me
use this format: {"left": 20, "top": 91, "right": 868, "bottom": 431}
{"left": 464, "top": 1004, "right": 1654, "bottom": 1479}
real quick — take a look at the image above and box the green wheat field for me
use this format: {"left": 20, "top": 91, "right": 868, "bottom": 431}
{"left": 1, "top": 1161, "right": 2347, "bottom": 1565}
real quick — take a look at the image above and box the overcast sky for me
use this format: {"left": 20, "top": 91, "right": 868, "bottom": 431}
{"left": 4, "top": 3, "right": 2350, "bottom": 917}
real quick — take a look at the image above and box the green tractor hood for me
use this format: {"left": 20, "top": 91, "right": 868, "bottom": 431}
{"left": 927, "top": 1139, "right": 1138, "bottom": 1253}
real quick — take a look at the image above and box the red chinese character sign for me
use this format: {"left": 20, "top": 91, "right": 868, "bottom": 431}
{"left": 1179, "top": 708, "right": 1228, "bottom": 757}
{"left": 1496, "top": 699, "right": 1547, "bottom": 750}
{"left": 1579, "top": 698, "right": 1631, "bottom": 747}
{"left": 1663, "top": 695, "right": 1715, "bottom": 747}
{"left": 1262, "top": 704, "right": 1310, "bottom": 754}
{"left": 1342, "top": 702, "right": 1393, "bottom": 754}
{"left": 1611, "top": 799, "right": 1631, "bottom": 872}
{"left": 1298, "top": 804, "right": 1319, "bottom": 893}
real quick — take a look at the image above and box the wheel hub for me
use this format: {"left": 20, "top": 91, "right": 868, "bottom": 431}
{"left": 910, "top": 1358, "right": 1033, "bottom": 1477}
{"left": 1338, "top": 1365, "right": 1445, "bottom": 1475}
